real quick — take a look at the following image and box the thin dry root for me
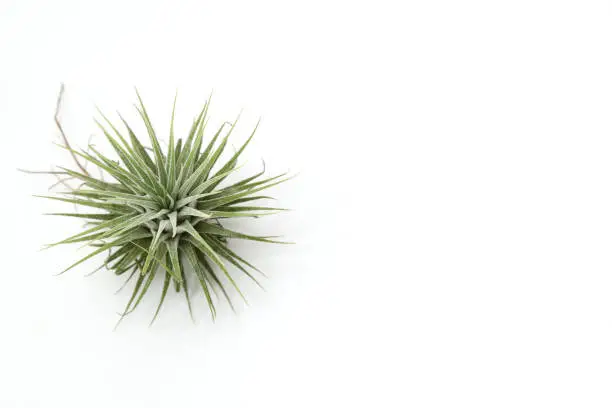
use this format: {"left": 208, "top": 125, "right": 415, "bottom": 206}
{"left": 54, "top": 83, "right": 90, "bottom": 176}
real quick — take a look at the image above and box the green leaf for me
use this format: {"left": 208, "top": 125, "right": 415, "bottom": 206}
{"left": 174, "top": 191, "right": 218, "bottom": 210}
{"left": 115, "top": 266, "right": 138, "bottom": 294}
{"left": 196, "top": 221, "right": 291, "bottom": 244}
{"left": 198, "top": 254, "right": 237, "bottom": 312}
{"left": 165, "top": 237, "right": 183, "bottom": 283}
{"left": 118, "top": 111, "right": 152, "bottom": 155}
{"left": 220, "top": 196, "right": 275, "bottom": 206}
{"left": 215, "top": 205, "right": 289, "bottom": 213}
{"left": 177, "top": 206, "right": 211, "bottom": 220}
{"left": 180, "top": 222, "right": 246, "bottom": 302}
{"left": 166, "top": 91, "right": 178, "bottom": 192}
{"left": 178, "top": 165, "right": 241, "bottom": 200}
{"left": 58, "top": 229, "right": 152, "bottom": 275}
{"left": 199, "top": 174, "right": 293, "bottom": 210}
{"left": 141, "top": 219, "right": 169, "bottom": 275}
{"left": 45, "top": 213, "right": 133, "bottom": 247}
{"left": 180, "top": 98, "right": 210, "bottom": 163}
{"left": 135, "top": 89, "right": 167, "bottom": 184}
{"left": 67, "top": 189, "right": 160, "bottom": 210}
{"left": 206, "top": 121, "right": 259, "bottom": 191}
{"left": 36, "top": 194, "right": 131, "bottom": 214}
{"left": 207, "top": 209, "right": 282, "bottom": 218}
{"left": 150, "top": 271, "right": 171, "bottom": 325}
{"left": 168, "top": 211, "right": 178, "bottom": 238}
{"left": 183, "top": 243, "right": 216, "bottom": 319}
{"left": 207, "top": 237, "right": 264, "bottom": 289}
{"left": 98, "top": 209, "right": 169, "bottom": 240}
{"left": 115, "top": 272, "right": 145, "bottom": 329}
{"left": 175, "top": 139, "right": 183, "bottom": 162}
{"left": 180, "top": 257, "right": 195, "bottom": 322}
{"left": 44, "top": 212, "right": 117, "bottom": 221}
{"left": 208, "top": 236, "right": 263, "bottom": 275}
{"left": 127, "top": 257, "right": 159, "bottom": 314}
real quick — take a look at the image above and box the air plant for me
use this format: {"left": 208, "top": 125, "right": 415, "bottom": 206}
{"left": 26, "top": 86, "right": 292, "bottom": 326}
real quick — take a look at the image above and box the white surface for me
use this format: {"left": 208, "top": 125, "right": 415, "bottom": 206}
{"left": 1, "top": 0, "right": 612, "bottom": 406}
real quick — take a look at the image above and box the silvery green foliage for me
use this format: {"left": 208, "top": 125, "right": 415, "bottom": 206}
{"left": 36, "top": 91, "right": 291, "bottom": 326}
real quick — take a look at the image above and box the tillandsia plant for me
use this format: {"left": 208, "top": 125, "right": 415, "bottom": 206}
{"left": 26, "top": 85, "right": 292, "bottom": 327}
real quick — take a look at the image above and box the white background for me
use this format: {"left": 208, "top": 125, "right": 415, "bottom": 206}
{"left": 1, "top": 0, "right": 612, "bottom": 406}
